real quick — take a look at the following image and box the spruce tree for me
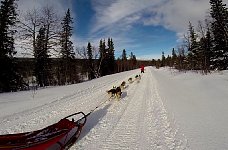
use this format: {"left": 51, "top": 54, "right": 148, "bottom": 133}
{"left": 87, "top": 42, "right": 95, "bottom": 79}
{"left": 98, "top": 38, "right": 116, "bottom": 76}
{"left": 210, "top": 0, "right": 228, "bottom": 70}
{"left": 100, "top": 40, "right": 109, "bottom": 76}
{"left": 205, "top": 29, "right": 213, "bottom": 71}
{"left": 122, "top": 49, "right": 127, "bottom": 61}
{"left": 166, "top": 55, "right": 172, "bottom": 67}
{"left": 34, "top": 27, "right": 49, "bottom": 87}
{"left": 59, "top": 9, "right": 76, "bottom": 84}
{"left": 129, "top": 52, "right": 137, "bottom": 69}
{"left": 198, "top": 28, "right": 213, "bottom": 73}
{"left": 97, "top": 40, "right": 103, "bottom": 77}
{"left": 121, "top": 49, "right": 127, "bottom": 71}
{"left": 60, "top": 9, "right": 74, "bottom": 59}
{"left": 161, "top": 51, "right": 166, "bottom": 67}
{"left": 187, "top": 22, "right": 199, "bottom": 70}
{"left": 171, "top": 48, "right": 177, "bottom": 68}
{"left": 107, "top": 38, "right": 115, "bottom": 74}
{"left": 0, "top": 0, "right": 24, "bottom": 92}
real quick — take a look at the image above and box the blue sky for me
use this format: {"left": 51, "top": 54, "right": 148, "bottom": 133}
{"left": 72, "top": 0, "right": 179, "bottom": 59}
{"left": 16, "top": 0, "right": 228, "bottom": 60}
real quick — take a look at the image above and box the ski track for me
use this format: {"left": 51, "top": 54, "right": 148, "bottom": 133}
{"left": 0, "top": 70, "right": 138, "bottom": 134}
{"left": 0, "top": 68, "right": 189, "bottom": 150}
{"left": 72, "top": 68, "right": 189, "bottom": 150}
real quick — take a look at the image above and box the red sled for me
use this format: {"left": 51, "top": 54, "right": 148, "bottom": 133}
{"left": 0, "top": 112, "right": 87, "bottom": 150}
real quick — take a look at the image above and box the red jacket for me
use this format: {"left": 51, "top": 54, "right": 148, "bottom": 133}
{"left": 140, "top": 65, "right": 144, "bottom": 71}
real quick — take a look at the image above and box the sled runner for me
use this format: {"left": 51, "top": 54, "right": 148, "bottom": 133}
{"left": 0, "top": 112, "right": 87, "bottom": 150}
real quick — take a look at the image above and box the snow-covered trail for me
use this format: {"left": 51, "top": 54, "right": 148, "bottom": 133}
{"left": 0, "top": 67, "right": 188, "bottom": 149}
{"left": 73, "top": 68, "right": 188, "bottom": 149}
{"left": 1, "top": 67, "right": 228, "bottom": 149}
{"left": 0, "top": 70, "right": 137, "bottom": 134}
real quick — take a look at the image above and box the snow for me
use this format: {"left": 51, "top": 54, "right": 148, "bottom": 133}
{"left": 0, "top": 67, "right": 228, "bottom": 150}
{"left": 152, "top": 68, "right": 228, "bottom": 150}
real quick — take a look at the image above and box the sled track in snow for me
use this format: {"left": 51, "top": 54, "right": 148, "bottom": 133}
{"left": 73, "top": 69, "right": 189, "bottom": 150}
{"left": 144, "top": 69, "right": 188, "bottom": 149}
{"left": 0, "top": 68, "right": 189, "bottom": 149}
{"left": 0, "top": 71, "right": 138, "bottom": 135}
{"left": 72, "top": 76, "right": 142, "bottom": 149}
{"left": 2, "top": 73, "right": 133, "bottom": 145}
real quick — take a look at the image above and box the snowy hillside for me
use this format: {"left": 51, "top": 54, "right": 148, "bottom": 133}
{"left": 0, "top": 67, "right": 228, "bottom": 150}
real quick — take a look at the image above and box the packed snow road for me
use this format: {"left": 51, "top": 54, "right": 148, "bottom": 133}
{"left": 0, "top": 67, "right": 188, "bottom": 149}
{"left": 72, "top": 68, "right": 188, "bottom": 150}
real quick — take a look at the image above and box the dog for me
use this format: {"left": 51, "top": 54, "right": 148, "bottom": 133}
{"left": 120, "top": 81, "right": 126, "bottom": 90}
{"left": 128, "top": 77, "right": 133, "bottom": 83}
{"left": 115, "top": 86, "right": 122, "bottom": 99}
{"left": 107, "top": 86, "right": 122, "bottom": 100}
{"left": 135, "top": 74, "right": 141, "bottom": 80}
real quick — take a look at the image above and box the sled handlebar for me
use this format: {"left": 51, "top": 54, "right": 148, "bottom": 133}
{"left": 64, "top": 112, "right": 87, "bottom": 126}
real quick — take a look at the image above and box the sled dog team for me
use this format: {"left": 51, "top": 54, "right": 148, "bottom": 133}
{"left": 107, "top": 74, "right": 141, "bottom": 100}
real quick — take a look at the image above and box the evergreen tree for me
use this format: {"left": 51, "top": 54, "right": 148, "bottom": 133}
{"left": 0, "top": 0, "right": 25, "bottom": 92}
{"left": 129, "top": 52, "right": 137, "bottom": 69}
{"left": 171, "top": 48, "right": 177, "bottom": 68}
{"left": 166, "top": 55, "right": 172, "bottom": 67}
{"left": 210, "top": 0, "right": 228, "bottom": 70}
{"left": 177, "top": 46, "right": 187, "bottom": 71}
{"left": 187, "top": 21, "right": 199, "bottom": 70}
{"left": 97, "top": 40, "right": 103, "bottom": 77}
{"left": 156, "top": 59, "right": 161, "bottom": 69}
{"left": 99, "top": 39, "right": 108, "bottom": 76}
{"left": 107, "top": 38, "right": 115, "bottom": 74}
{"left": 132, "top": 53, "right": 136, "bottom": 64}
{"left": 161, "top": 51, "right": 166, "bottom": 67}
{"left": 198, "top": 28, "right": 213, "bottom": 73}
{"left": 34, "top": 27, "right": 49, "bottom": 87}
{"left": 151, "top": 59, "right": 156, "bottom": 66}
{"left": 87, "top": 42, "right": 95, "bottom": 80}
{"left": 60, "top": 9, "right": 74, "bottom": 59}
{"left": 205, "top": 29, "right": 213, "bottom": 71}
{"left": 59, "top": 8, "right": 75, "bottom": 84}
{"left": 98, "top": 39, "right": 104, "bottom": 60}
{"left": 122, "top": 49, "right": 127, "bottom": 61}
{"left": 121, "top": 49, "right": 127, "bottom": 71}
{"left": 98, "top": 38, "right": 116, "bottom": 76}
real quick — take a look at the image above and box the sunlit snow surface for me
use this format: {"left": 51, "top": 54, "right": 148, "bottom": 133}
{"left": 0, "top": 67, "right": 228, "bottom": 150}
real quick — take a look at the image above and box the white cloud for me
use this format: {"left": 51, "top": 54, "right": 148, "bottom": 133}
{"left": 90, "top": 0, "right": 223, "bottom": 37}
{"left": 147, "top": 0, "right": 211, "bottom": 32}
{"left": 16, "top": 0, "right": 74, "bottom": 18}
{"left": 137, "top": 53, "right": 161, "bottom": 60}
{"left": 90, "top": 0, "right": 163, "bottom": 33}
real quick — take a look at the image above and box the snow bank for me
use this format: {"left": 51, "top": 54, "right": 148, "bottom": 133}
{"left": 151, "top": 67, "right": 228, "bottom": 149}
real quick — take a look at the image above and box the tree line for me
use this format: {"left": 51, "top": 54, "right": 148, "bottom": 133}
{"left": 153, "top": 0, "right": 228, "bottom": 74}
{"left": 0, "top": 0, "right": 139, "bottom": 92}
{"left": 76, "top": 39, "right": 138, "bottom": 80}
